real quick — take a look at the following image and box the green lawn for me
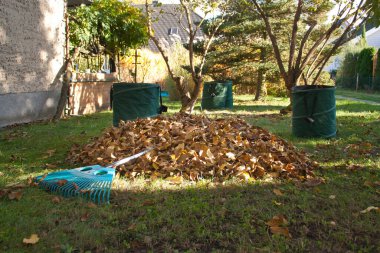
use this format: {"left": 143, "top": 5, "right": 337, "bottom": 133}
{"left": 336, "top": 87, "right": 380, "bottom": 103}
{"left": 1, "top": 95, "right": 379, "bottom": 252}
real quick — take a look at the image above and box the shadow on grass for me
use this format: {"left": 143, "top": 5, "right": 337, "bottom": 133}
{"left": 2, "top": 176, "right": 379, "bottom": 253}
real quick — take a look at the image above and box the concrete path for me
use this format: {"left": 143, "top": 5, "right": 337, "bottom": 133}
{"left": 335, "top": 95, "right": 380, "bottom": 106}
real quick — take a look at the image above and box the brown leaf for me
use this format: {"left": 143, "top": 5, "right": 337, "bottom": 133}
{"left": 165, "top": 176, "right": 183, "bottom": 185}
{"left": 128, "top": 223, "right": 137, "bottom": 230}
{"left": 8, "top": 191, "right": 23, "bottom": 201}
{"left": 266, "top": 215, "right": 288, "bottom": 227}
{"left": 270, "top": 226, "right": 292, "bottom": 238}
{"left": 45, "top": 163, "right": 57, "bottom": 169}
{"left": 142, "top": 200, "right": 155, "bottom": 206}
{"left": 72, "top": 183, "right": 79, "bottom": 190}
{"left": 303, "top": 178, "right": 324, "bottom": 187}
{"left": 80, "top": 212, "right": 90, "bottom": 222}
{"left": 87, "top": 202, "right": 97, "bottom": 208}
{"left": 23, "top": 234, "right": 39, "bottom": 244}
{"left": 56, "top": 179, "right": 68, "bottom": 186}
{"left": 273, "top": 189, "right": 284, "bottom": 196}
{"left": 52, "top": 196, "right": 61, "bottom": 203}
{"left": 0, "top": 189, "right": 8, "bottom": 198}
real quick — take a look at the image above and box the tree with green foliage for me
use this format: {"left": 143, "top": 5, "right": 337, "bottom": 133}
{"left": 54, "top": 0, "right": 149, "bottom": 120}
{"left": 206, "top": 1, "right": 286, "bottom": 101}
{"left": 69, "top": 0, "right": 149, "bottom": 71}
{"left": 243, "top": 0, "right": 378, "bottom": 110}
{"left": 145, "top": 0, "right": 230, "bottom": 113}
{"left": 358, "top": 47, "right": 376, "bottom": 88}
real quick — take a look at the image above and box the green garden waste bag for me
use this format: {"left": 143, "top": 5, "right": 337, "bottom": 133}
{"left": 201, "top": 81, "right": 233, "bottom": 110}
{"left": 292, "top": 85, "right": 336, "bottom": 138}
{"left": 111, "top": 83, "right": 165, "bottom": 127}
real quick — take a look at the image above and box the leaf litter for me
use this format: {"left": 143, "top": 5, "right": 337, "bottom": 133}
{"left": 67, "top": 114, "right": 318, "bottom": 182}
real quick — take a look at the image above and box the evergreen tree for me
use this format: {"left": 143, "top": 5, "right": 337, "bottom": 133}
{"left": 205, "top": 2, "right": 284, "bottom": 100}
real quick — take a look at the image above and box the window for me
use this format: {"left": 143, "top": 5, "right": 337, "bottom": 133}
{"left": 168, "top": 27, "right": 179, "bottom": 35}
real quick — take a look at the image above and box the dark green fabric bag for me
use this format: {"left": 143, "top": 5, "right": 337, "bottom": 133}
{"left": 292, "top": 85, "right": 336, "bottom": 138}
{"left": 111, "top": 83, "right": 167, "bottom": 127}
{"left": 201, "top": 81, "right": 233, "bottom": 110}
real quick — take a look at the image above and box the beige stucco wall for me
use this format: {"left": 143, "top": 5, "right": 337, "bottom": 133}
{"left": 0, "top": 0, "right": 65, "bottom": 94}
{"left": 69, "top": 73, "right": 118, "bottom": 115}
{"left": 0, "top": 0, "right": 65, "bottom": 127}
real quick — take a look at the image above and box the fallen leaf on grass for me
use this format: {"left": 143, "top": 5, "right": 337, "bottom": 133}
{"left": 87, "top": 202, "right": 97, "bottom": 208}
{"left": 8, "top": 191, "right": 23, "bottom": 201}
{"left": 45, "top": 163, "right": 57, "bottom": 169}
{"left": 303, "top": 178, "right": 325, "bottom": 187}
{"left": 80, "top": 212, "right": 90, "bottom": 222}
{"left": 23, "top": 234, "right": 39, "bottom": 244}
{"left": 142, "top": 200, "right": 155, "bottom": 206}
{"left": 44, "top": 149, "right": 56, "bottom": 158}
{"left": 329, "top": 195, "right": 336, "bottom": 199}
{"left": 273, "top": 189, "right": 284, "bottom": 196}
{"left": 364, "top": 181, "right": 380, "bottom": 187}
{"left": 347, "top": 164, "right": 365, "bottom": 171}
{"left": 266, "top": 215, "right": 291, "bottom": 238}
{"left": 269, "top": 226, "right": 292, "bottom": 238}
{"left": 52, "top": 196, "right": 61, "bottom": 203}
{"left": 266, "top": 215, "right": 288, "bottom": 227}
{"left": 128, "top": 223, "right": 137, "bottom": 230}
{"left": 165, "top": 176, "right": 183, "bottom": 185}
{"left": 0, "top": 189, "right": 8, "bottom": 198}
{"left": 360, "top": 206, "right": 379, "bottom": 214}
{"left": 56, "top": 180, "right": 68, "bottom": 186}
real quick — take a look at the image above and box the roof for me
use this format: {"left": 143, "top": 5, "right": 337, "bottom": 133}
{"left": 137, "top": 4, "right": 205, "bottom": 52}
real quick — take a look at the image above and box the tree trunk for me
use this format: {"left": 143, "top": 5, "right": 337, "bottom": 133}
{"left": 53, "top": 48, "right": 80, "bottom": 121}
{"left": 53, "top": 65, "right": 71, "bottom": 121}
{"left": 254, "top": 71, "right": 267, "bottom": 101}
{"left": 255, "top": 44, "right": 268, "bottom": 101}
{"left": 179, "top": 78, "right": 202, "bottom": 113}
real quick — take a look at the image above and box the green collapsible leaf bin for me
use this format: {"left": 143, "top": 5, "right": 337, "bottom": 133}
{"left": 201, "top": 81, "right": 233, "bottom": 110}
{"left": 111, "top": 83, "right": 163, "bottom": 127}
{"left": 292, "top": 85, "right": 336, "bottom": 138}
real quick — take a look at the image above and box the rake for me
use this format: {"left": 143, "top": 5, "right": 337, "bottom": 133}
{"left": 35, "top": 148, "right": 152, "bottom": 204}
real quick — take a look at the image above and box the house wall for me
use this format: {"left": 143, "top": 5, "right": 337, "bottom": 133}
{"left": 0, "top": 0, "right": 65, "bottom": 127}
{"left": 366, "top": 29, "right": 380, "bottom": 48}
{"left": 69, "top": 73, "right": 117, "bottom": 115}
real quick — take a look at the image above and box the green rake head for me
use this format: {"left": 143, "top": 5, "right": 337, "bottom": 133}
{"left": 36, "top": 165, "right": 115, "bottom": 204}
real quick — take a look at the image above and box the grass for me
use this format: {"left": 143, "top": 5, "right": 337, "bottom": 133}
{"left": 336, "top": 87, "right": 380, "bottom": 103}
{"left": 1, "top": 95, "right": 379, "bottom": 252}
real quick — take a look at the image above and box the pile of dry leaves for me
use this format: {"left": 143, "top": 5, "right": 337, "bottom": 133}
{"left": 67, "top": 114, "right": 317, "bottom": 182}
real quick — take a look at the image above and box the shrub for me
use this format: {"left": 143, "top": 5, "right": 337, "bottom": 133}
{"left": 336, "top": 52, "right": 360, "bottom": 88}
{"left": 357, "top": 47, "right": 376, "bottom": 88}
{"left": 374, "top": 50, "right": 380, "bottom": 90}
